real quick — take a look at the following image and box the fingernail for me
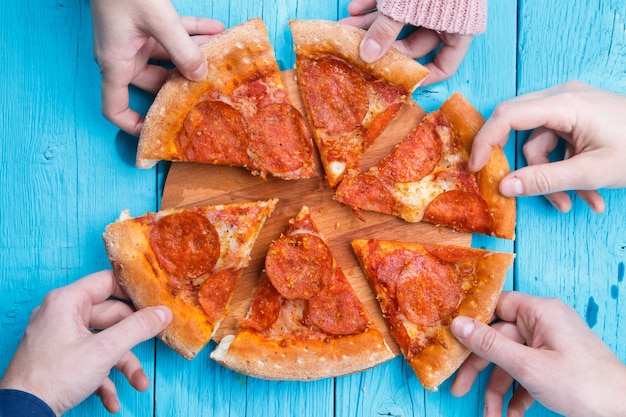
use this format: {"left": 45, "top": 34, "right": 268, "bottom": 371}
{"left": 361, "top": 39, "right": 382, "bottom": 63}
{"left": 154, "top": 307, "right": 170, "bottom": 324}
{"left": 189, "top": 62, "right": 207, "bottom": 81}
{"left": 452, "top": 317, "right": 474, "bottom": 339}
{"left": 501, "top": 177, "right": 524, "bottom": 196}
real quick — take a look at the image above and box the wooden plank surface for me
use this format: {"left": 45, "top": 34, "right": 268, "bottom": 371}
{"left": 160, "top": 69, "right": 472, "bottom": 351}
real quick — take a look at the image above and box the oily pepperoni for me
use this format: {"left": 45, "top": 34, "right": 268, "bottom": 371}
{"left": 150, "top": 211, "right": 220, "bottom": 285}
{"left": 176, "top": 100, "right": 252, "bottom": 166}
{"left": 198, "top": 268, "right": 240, "bottom": 323}
{"left": 378, "top": 119, "right": 442, "bottom": 183}
{"left": 362, "top": 102, "right": 403, "bottom": 150}
{"left": 247, "top": 103, "right": 313, "bottom": 175}
{"left": 423, "top": 190, "right": 494, "bottom": 235}
{"left": 396, "top": 254, "right": 462, "bottom": 327}
{"left": 298, "top": 58, "right": 368, "bottom": 134}
{"left": 239, "top": 278, "right": 282, "bottom": 331}
{"left": 369, "top": 248, "right": 415, "bottom": 295}
{"left": 334, "top": 171, "right": 398, "bottom": 215}
{"left": 265, "top": 234, "right": 332, "bottom": 299}
{"left": 306, "top": 268, "right": 368, "bottom": 335}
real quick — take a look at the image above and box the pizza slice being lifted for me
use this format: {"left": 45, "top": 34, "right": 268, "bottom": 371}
{"left": 102, "top": 200, "right": 277, "bottom": 359}
{"left": 211, "top": 206, "right": 394, "bottom": 380}
{"left": 335, "top": 92, "right": 516, "bottom": 239}
{"left": 290, "top": 19, "right": 430, "bottom": 187}
{"left": 352, "top": 239, "right": 514, "bottom": 391}
{"left": 137, "top": 18, "right": 314, "bottom": 180}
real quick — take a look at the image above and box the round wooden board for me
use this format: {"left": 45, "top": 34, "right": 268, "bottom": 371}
{"left": 160, "top": 70, "right": 472, "bottom": 355}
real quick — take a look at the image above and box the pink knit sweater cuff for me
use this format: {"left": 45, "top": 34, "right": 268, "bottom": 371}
{"left": 377, "top": 0, "right": 487, "bottom": 35}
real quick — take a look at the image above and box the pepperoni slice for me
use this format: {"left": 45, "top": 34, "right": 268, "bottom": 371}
{"left": 176, "top": 100, "right": 252, "bottom": 166}
{"left": 362, "top": 102, "right": 402, "bottom": 150}
{"left": 239, "top": 279, "right": 282, "bottom": 331}
{"left": 396, "top": 254, "right": 462, "bottom": 327}
{"left": 423, "top": 190, "right": 494, "bottom": 235}
{"left": 306, "top": 268, "right": 368, "bottom": 335}
{"left": 265, "top": 234, "right": 332, "bottom": 299}
{"left": 334, "top": 171, "right": 398, "bottom": 215}
{"left": 378, "top": 118, "right": 442, "bottom": 183}
{"left": 298, "top": 58, "right": 367, "bottom": 134}
{"left": 150, "top": 211, "right": 220, "bottom": 286}
{"left": 247, "top": 103, "right": 313, "bottom": 175}
{"left": 198, "top": 268, "right": 241, "bottom": 323}
{"left": 372, "top": 249, "right": 415, "bottom": 295}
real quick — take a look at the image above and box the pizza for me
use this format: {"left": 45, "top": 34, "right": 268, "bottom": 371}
{"left": 334, "top": 92, "right": 516, "bottom": 239}
{"left": 210, "top": 206, "right": 394, "bottom": 380}
{"left": 136, "top": 18, "right": 314, "bottom": 180}
{"left": 290, "top": 19, "right": 430, "bottom": 187}
{"left": 102, "top": 200, "right": 277, "bottom": 359}
{"left": 351, "top": 239, "right": 514, "bottom": 391}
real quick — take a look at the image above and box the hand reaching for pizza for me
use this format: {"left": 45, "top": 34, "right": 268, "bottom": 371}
{"left": 469, "top": 81, "right": 626, "bottom": 213}
{"left": 0, "top": 270, "right": 172, "bottom": 416}
{"left": 339, "top": 0, "right": 475, "bottom": 86}
{"left": 450, "top": 291, "right": 626, "bottom": 417}
{"left": 88, "top": 0, "right": 225, "bottom": 136}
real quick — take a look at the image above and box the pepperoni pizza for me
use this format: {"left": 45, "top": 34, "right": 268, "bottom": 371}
{"left": 290, "top": 20, "right": 430, "bottom": 187}
{"left": 102, "top": 200, "right": 277, "bottom": 359}
{"left": 352, "top": 239, "right": 514, "bottom": 390}
{"left": 211, "top": 206, "right": 394, "bottom": 380}
{"left": 136, "top": 18, "right": 314, "bottom": 180}
{"left": 335, "top": 92, "right": 516, "bottom": 239}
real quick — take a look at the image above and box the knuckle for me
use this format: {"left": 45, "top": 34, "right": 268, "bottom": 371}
{"left": 530, "top": 169, "right": 554, "bottom": 195}
{"left": 474, "top": 327, "right": 499, "bottom": 355}
{"left": 491, "top": 101, "right": 513, "bottom": 120}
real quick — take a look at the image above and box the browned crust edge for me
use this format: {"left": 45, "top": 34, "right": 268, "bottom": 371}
{"left": 439, "top": 92, "right": 517, "bottom": 240}
{"left": 289, "top": 19, "right": 430, "bottom": 93}
{"left": 211, "top": 329, "right": 394, "bottom": 380}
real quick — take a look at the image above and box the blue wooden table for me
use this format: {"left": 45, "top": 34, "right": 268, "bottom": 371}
{"left": 2, "top": 1, "right": 626, "bottom": 416}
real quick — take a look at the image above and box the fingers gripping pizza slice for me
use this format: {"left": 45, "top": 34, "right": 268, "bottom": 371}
{"left": 102, "top": 200, "right": 277, "bottom": 359}
{"left": 211, "top": 206, "right": 394, "bottom": 380}
{"left": 335, "top": 92, "right": 516, "bottom": 239}
{"left": 352, "top": 239, "right": 514, "bottom": 391}
{"left": 137, "top": 18, "right": 314, "bottom": 180}
{"left": 290, "top": 19, "right": 430, "bottom": 187}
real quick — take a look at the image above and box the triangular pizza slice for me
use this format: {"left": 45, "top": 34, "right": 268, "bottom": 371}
{"left": 335, "top": 92, "right": 516, "bottom": 239}
{"left": 290, "top": 19, "right": 430, "bottom": 187}
{"left": 102, "top": 199, "right": 277, "bottom": 359}
{"left": 137, "top": 18, "right": 314, "bottom": 180}
{"left": 352, "top": 238, "right": 514, "bottom": 390}
{"left": 211, "top": 206, "right": 394, "bottom": 379}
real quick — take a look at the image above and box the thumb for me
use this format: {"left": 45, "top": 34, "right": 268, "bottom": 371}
{"left": 97, "top": 306, "right": 172, "bottom": 356}
{"left": 157, "top": 31, "right": 207, "bottom": 81}
{"left": 451, "top": 316, "right": 526, "bottom": 373}
{"left": 359, "top": 15, "right": 404, "bottom": 63}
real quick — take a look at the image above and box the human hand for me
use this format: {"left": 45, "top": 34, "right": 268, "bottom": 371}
{"left": 450, "top": 291, "right": 626, "bottom": 417}
{"left": 0, "top": 270, "right": 172, "bottom": 416}
{"left": 89, "top": 0, "right": 225, "bottom": 136}
{"left": 339, "top": 0, "right": 474, "bottom": 86}
{"left": 469, "top": 81, "right": 626, "bottom": 213}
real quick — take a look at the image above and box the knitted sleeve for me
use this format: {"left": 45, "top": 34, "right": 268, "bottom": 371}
{"left": 377, "top": 0, "right": 487, "bottom": 35}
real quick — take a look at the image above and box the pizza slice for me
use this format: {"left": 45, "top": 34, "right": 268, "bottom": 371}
{"left": 290, "top": 19, "right": 430, "bottom": 187}
{"left": 102, "top": 199, "right": 277, "bottom": 359}
{"left": 137, "top": 18, "right": 314, "bottom": 180}
{"left": 211, "top": 206, "right": 394, "bottom": 380}
{"left": 352, "top": 239, "right": 514, "bottom": 391}
{"left": 335, "top": 92, "right": 516, "bottom": 239}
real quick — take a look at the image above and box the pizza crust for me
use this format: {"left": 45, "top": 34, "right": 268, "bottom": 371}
{"left": 137, "top": 18, "right": 282, "bottom": 168}
{"left": 211, "top": 329, "right": 394, "bottom": 380}
{"left": 289, "top": 19, "right": 430, "bottom": 92}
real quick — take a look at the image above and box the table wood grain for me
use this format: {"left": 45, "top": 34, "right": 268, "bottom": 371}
{"left": 1, "top": 1, "right": 625, "bottom": 416}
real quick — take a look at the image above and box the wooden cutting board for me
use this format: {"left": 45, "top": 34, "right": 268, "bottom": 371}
{"left": 161, "top": 70, "right": 472, "bottom": 355}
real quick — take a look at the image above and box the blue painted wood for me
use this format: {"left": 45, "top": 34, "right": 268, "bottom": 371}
{"left": 2, "top": 0, "right": 626, "bottom": 416}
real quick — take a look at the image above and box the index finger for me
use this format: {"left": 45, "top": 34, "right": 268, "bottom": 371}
{"left": 359, "top": 14, "right": 405, "bottom": 63}
{"left": 101, "top": 78, "right": 144, "bottom": 136}
{"left": 69, "top": 270, "right": 129, "bottom": 305}
{"left": 493, "top": 291, "right": 535, "bottom": 323}
{"left": 468, "top": 91, "right": 575, "bottom": 171}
